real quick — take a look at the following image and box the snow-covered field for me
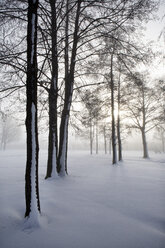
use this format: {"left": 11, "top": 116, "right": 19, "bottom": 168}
{"left": 0, "top": 150, "right": 165, "bottom": 248}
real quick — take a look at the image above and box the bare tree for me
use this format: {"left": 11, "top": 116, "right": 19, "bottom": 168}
{"left": 57, "top": 0, "right": 82, "bottom": 175}
{"left": 117, "top": 69, "right": 122, "bottom": 161}
{"left": 45, "top": 0, "right": 58, "bottom": 179}
{"left": 25, "top": 0, "right": 41, "bottom": 220}
{"left": 123, "top": 72, "right": 159, "bottom": 158}
{"left": 0, "top": 0, "right": 159, "bottom": 176}
{"left": 0, "top": 108, "right": 21, "bottom": 150}
{"left": 110, "top": 50, "right": 117, "bottom": 164}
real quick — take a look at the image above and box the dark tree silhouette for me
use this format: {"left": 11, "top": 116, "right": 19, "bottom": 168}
{"left": 25, "top": 0, "right": 41, "bottom": 219}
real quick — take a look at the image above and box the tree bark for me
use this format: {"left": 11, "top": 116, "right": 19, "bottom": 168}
{"left": 141, "top": 129, "right": 149, "bottom": 158}
{"left": 141, "top": 84, "right": 149, "bottom": 159}
{"left": 45, "top": 0, "right": 58, "bottom": 179}
{"left": 110, "top": 53, "right": 117, "bottom": 164}
{"left": 117, "top": 73, "right": 122, "bottom": 161}
{"left": 57, "top": 0, "right": 70, "bottom": 175}
{"left": 57, "top": 0, "right": 81, "bottom": 175}
{"left": 25, "top": 0, "right": 40, "bottom": 218}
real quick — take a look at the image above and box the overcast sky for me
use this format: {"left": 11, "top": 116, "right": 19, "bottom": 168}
{"left": 145, "top": 0, "right": 165, "bottom": 42}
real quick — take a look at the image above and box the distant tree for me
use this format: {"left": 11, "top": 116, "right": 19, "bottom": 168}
{"left": 25, "top": 0, "right": 41, "bottom": 220}
{"left": 156, "top": 79, "right": 165, "bottom": 122}
{"left": 117, "top": 69, "right": 122, "bottom": 161}
{"left": 0, "top": 0, "right": 159, "bottom": 176}
{"left": 78, "top": 89, "right": 104, "bottom": 155}
{"left": 79, "top": 113, "right": 94, "bottom": 155}
{"left": 153, "top": 79, "right": 165, "bottom": 153}
{"left": 57, "top": 0, "right": 156, "bottom": 173}
{"left": 0, "top": 108, "right": 21, "bottom": 150}
{"left": 154, "top": 124, "right": 165, "bottom": 153}
{"left": 109, "top": 49, "right": 117, "bottom": 164}
{"left": 123, "top": 72, "right": 159, "bottom": 158}
{"left": 0, "top": 110, "right": 8, "bottom": 150}
{"left": 99, "top": 123, "right": 112, "bottom": 155}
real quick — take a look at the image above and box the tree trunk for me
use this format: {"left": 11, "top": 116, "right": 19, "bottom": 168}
{"left": 57, "top": 100, "right": 70, "bottom": 175}
{"left": 117, "top": 116, "right": 122, "bottom": 161}
{"left": 45, "top": 0, "right": 58, "bottom": 179}
{"left": 117, "top": 73, "right": 122, "bottom": 161}
{"left": 57, "top": 0, "right": 70, "bottom": 176}
{"left": 141, "top": 129, "right": 149, "bottom": 158}
{"left": 141, "top": 84, "right": 149, "bottom": 159}
{"left": 25, "top": 0, "right": 40, "bottom": 218}
{"left": 110, "top": 53, "right": 117, "bottom": 164}
{"left": 57, "top": 0, "right": 81, "bottom": 175}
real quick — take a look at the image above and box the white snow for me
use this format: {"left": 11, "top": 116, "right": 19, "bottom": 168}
{"left": 0, "top": 150, "right": 165, "bottom": 248}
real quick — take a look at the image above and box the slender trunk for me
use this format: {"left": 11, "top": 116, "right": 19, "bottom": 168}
{"left": 57, "top": 107, "right": 70, "bottom": 175}
{"left": 117, "top": 73, "right": 122, "bottom": 161}
{"left": 141, "top": 129, "right": 149, "bottom": 158}
{"left": 141, "top": 84, "right": 149, "bottom": 159}
{"left": 25, "top": 0, "right": 40, "bottom": 218}
{"left": 117, "top": 116, "right": 122, "bottom": 161}
{"left": 110, "top": 53, "right": 117, "bottom": 164}
{"left": 57, "top": 0, "right": 70, "bottom": 175}
{"left": 57, "top": 74, "right": 74, "bottom": 175}
{"left": 57, "top": 0, "right": 81, "bottom": 175}
{"left": 46, "top": 0, "right": 58, "bottom": 179}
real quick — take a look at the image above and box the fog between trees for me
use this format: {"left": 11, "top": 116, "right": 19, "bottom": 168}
{"left": 0, "top": 0, "right": 165, "bottom": 220}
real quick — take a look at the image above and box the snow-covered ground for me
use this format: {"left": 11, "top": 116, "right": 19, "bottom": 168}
{"left": 0, "top": 150, "right": 165, "bottom": 248}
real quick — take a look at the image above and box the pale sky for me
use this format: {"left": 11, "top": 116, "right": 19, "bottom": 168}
{"left": 145, "top": 0, "right": 165, "bottom": 43}
{"left": 139, "top": 1, "right": 165, "bottom": 80}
